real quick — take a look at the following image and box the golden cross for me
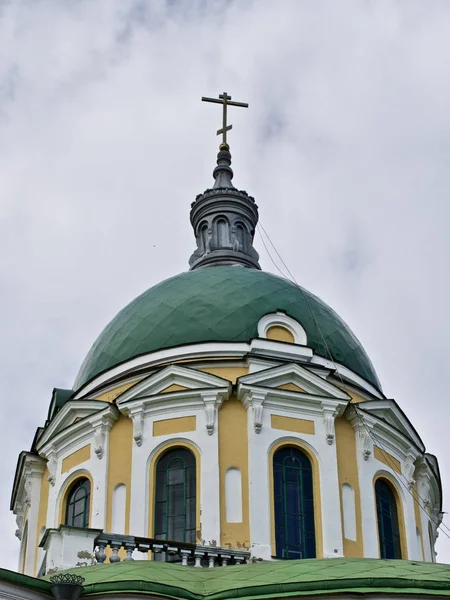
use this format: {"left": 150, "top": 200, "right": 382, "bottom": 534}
{"left": 202, "top": 92, "right": 249, "bottom": 145}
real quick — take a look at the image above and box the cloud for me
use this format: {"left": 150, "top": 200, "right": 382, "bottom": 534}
{"left": 1, "top": 0, "right": 450, "bottom": 569}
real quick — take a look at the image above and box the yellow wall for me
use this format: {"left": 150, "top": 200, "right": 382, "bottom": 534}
{"left": 276, "top": 383, "right": 306, "bottom": 393}
{"left": 153, "top": 416, "right": 196, "bottom": 436}
{"left": 159, "top": 384, "right": 189, "bottom": 394}
{"left": 335, "top": 417, "right": 363, "bottom": 557}
{"left": 373, "top": 446, "right": 401, "bottom": 474}
{"left": 34, "top": 467, "right": 49, "bottom": 575}
{"left": 271, "top": 414, "right": 315, "bottom": 435}
{"left": 336, "top": 387, "right": 367, "bottom": 403}
{"left": 199, "top": 366, "right": 248, "bottom": 384}
{"left": 95, "top": 381, "right": 139, "bottom": 402}
{"left": 106, "top": 415, "right": 133, "bottom": 534}
{"left": 218, "top": 396, "right": 250, "bottom": 549}
{"left": 266, "top": 326, "right": 295, "bottom": 344}
{"left": 269, "top": 440, "right": 323, "bottom": 558}
{"left": 61, "top": 445, "right": 91, "bottom": 474}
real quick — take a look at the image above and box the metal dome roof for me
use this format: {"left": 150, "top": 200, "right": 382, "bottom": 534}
{"left": 74, "top": 267, "right": 380, "bottom": 391}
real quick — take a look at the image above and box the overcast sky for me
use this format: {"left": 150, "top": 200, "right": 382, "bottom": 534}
{"left": 1, "top": 0, "right": 450, "bottom": 570}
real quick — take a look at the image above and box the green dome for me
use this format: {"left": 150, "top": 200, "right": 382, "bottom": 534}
{"left": 75, "top": 267, "right": 380, "bottom": 391}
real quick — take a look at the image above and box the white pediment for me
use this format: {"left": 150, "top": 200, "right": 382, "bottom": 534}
{"left": 116, "top": 365, "right": 231, "bottom": 405}
{"left": 358, "top": 400, "right": 425, "bottom": 451}
{"left": 37, "top": 400, "right": 110, "bottom": 451}
{"left": 237, "top": 363, "right": 350, "bottom": 400}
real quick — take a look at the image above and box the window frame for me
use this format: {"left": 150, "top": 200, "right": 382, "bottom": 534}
{"left": 375, "top": 477, "right": 402, "bottom": 559}
{"left": 153, "top": 447, "right": 197, "bottom": 545}
{"left": 273, "top": 445, "right": 316, "bottom": 559}
{"left": 64, "top": 477, "right": 91, "bottom": 528}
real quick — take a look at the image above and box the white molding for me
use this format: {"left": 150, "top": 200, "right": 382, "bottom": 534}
{"left": 74, "top": 341, "right": 381, "bottom": 400}
{"left": 116, "top": 364, "right": 232, "bottom": 405}
{"left": 357, "top": 400, "right": 424, "bottom": 451}
{"left": 38, "top": 405, "right": 118, "bottom": 458}
{"left": 257, "top": 311, "right": 307, "bottom": 345}
{"left": 249, "top": 338, "right": 313, "bottom": 362}
{"left": 36, "top": 400, "right": 111, "bottom": 450}
{"left": 238, "top": 363, "right": 351, "bottom": 400}
{"left": 120, "top": 385, "right": 229, "bottom": 444}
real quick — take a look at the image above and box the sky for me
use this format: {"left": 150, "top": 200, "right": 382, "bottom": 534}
{"left": 1, "top": 0, "right": 450, "bottom": 570}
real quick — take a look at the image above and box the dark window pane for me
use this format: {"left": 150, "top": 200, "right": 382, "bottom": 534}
{"left": 154, "top": 447, "right": 196, "bottom": 553}
{"left": 168, "top": 468, "right": 184, "bottom": 485}
{"left": 65, "top": 478, "right": 90, "bottom": 528}
{"left": 375, "top": 479, "right": 402, "bottom": 559}
{"left": 167, "top": 457, "right": 184, "bottom": 470}
{"left": 273, "top": 446, "right": 316, "bottom": 560}
{"left": 155, "top": 470, "right": 166, "bottom": 501}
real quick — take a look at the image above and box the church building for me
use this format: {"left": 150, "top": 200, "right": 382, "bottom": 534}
{"left": 3, "top": 94, "right": 449, "bottom": 600}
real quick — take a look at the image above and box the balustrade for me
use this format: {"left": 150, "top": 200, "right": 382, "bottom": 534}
{"left": 95, "top": 533, "right": 249, "bottom": 567}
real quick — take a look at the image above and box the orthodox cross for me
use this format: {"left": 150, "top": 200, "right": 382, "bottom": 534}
{"left": 201, "top": 92, "right": 248, "bottom": 145}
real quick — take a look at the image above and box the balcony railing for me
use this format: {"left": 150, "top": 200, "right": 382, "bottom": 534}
{"left": 95, "top": 533, "right": 250, "bottom": 567}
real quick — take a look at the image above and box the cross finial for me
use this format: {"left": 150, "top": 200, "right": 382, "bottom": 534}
{"left": 202, "top": 92, "right": 249, "bottom": 146}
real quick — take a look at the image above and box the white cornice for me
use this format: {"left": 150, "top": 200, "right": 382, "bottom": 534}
{"left": 116, "top": 364, "right": 232, "bottom": 405}
{"left": 74, "top": 341, "right": 381, "bottom": 400}
{"left": 237, "top": 362, "right": 351, "bottom": 400}
{"left": 37, "top": 403, "right": 118, "bottom": 457}
{"left": 358, "top": 400, "right": 424, "bottom": 452}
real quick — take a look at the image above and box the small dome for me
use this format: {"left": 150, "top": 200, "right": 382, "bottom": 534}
{"left": 74, "top": 267, "right": 380, "bottom": 390}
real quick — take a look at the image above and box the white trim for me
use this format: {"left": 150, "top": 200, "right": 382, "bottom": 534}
{"left": 258, "top": 311, "right": 307, "bottom": 345}
{"left": 74, "top": 341, "right": 381, "bottom": 400}
{"left": 358, "top": 400, "right": 424, "bottom": 451}
{"left": 238, "top": 363, "right": 351, "bottom": 400}
{"left": 116, "top": 364, "right": 232, "bottom": 405}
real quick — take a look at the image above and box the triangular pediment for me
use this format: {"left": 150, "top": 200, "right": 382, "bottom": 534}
{"left": 238, "top": 363, "right": 350, "bottom": 400}
{"left": 37, "top": 400, "right": 109, "bottom": 450}
{"left": 358, "top": 400, "right": 424, "bottom": 451}
{"left": 277, "top": 383, "right": 306, "bottom": 393}
{"left": 116, "top": 365, "right": 231, "bottom": 405}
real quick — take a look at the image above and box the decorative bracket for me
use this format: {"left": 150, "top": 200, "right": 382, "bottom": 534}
{"left": 92, "top": 413, "right": 115, "bottom": 459}
{"left": 45, "top": 445, "right": 58, "bottom": 486}
{"left": 15, "top": 511, "right": 24, "bottom": 540}
{"left": 403, "top": 454, "right": 416, "bottom": 490}
{"left": 202, "top": 391, "right": 225, "bottom": 435}
{"left": 361, "top": 427, "right": 372, "bottom": 461}
{"left": 416, "top": 459, "right": 432, "bottom": 510}
{"left": 242, "top": 390, "right": 266, "bottom": 433}
{"left": 321, "top": 403, "right": 341, "bottom": 445}
{"left": 124, "top": 408, "right": 144, "bottom": 447}
{"left": 349, "top": 416, "right": 373, "bottom": 461}
{"left": 323, "top": 413, "right": 335, "bottom": 445}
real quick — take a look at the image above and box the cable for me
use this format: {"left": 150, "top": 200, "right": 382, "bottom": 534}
{"left": 256, "top": 225, "right": 289, "bottom": 280}
{"left": 257, "top": 219, "right": 450, "bottom": 544}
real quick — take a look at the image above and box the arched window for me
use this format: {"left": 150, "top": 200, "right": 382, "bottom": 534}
{"left": 375, "top": 478, "right": 402, "bottom": 558}
{"left": 214, "top": 218, "right": 229, "bottom": 248}
{"left": 154, "top": 448, "right": 196, "bottom": 543}
{"left": 199, "top": 222, "right": 208, "bottom": 253}
{"left": 273, "top": 446, "right": 316, "bottom": 559}
{"left": 235, "top": 223, "right": 247, "bottom": 252}
{"left": 65, "top": 478, "right": 91, "bottom": 528}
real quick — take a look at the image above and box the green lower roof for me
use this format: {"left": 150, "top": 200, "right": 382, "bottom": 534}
{"left": 37, "top": 558, "right": 450, "bottom": 598}
{"left": 75, "top": 267, "right": 381, "bottom": 391}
